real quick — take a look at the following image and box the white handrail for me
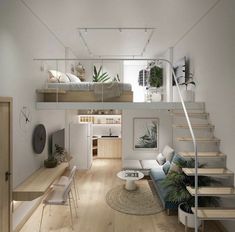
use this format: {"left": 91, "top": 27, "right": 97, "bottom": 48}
{"left": 157, "top": 58, "right": 198, "bottom": 232}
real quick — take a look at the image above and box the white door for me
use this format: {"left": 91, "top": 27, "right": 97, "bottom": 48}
{"left": 0, "top": 98, "right": 12, "bottom": 232}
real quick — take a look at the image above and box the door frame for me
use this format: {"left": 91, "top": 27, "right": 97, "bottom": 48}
{"left": 0, "top": 97, "right": 13, "bottom": 232}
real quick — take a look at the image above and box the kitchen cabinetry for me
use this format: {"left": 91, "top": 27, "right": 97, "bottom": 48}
{"left": 97, "top": 138, "right": 122, "bottom": 158}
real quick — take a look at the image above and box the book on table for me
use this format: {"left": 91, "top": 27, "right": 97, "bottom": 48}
{"left": 125, "top": 172, "right": 139, "bottom": 177}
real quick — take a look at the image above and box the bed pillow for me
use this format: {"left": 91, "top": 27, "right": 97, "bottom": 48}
{"left": 66, "top": 73, "right": 81, "bottom": 83}
{"left": 48, "top": 70, "right": 70, "bottom": 83}
{"left": 162, "top": 145, "right": 175, "bottom": 163}
{"left": 156, "top": 153, "right": 166, "bottom": 165}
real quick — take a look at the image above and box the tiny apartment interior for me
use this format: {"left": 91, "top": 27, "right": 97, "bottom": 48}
{"left": 0, "top": 0, "right": 234, "bottom": 232}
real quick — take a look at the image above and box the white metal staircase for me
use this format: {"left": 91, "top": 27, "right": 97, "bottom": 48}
{"left": 172, "top": 107, "right": 235, "bottom": 231}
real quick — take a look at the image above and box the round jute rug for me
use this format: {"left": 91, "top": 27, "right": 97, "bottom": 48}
{"left": 105, "top": 181, "right": 163, "bottom": 215}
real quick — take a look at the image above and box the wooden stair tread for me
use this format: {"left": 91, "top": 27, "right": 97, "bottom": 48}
{"left": 177, "top": 137, "right": 220, "bottom": 142}
{"left": 178, "top": 152, "right": 225, "bottom": 158}
{"left": 182, "top": 168, "right": 233, "bottom": 176}
{"left": 173, "top": 124, "right": 214, "bottom": 129}
{"left": 172, "top": 112, "right": 209, "bottom": 117}
{"left": 192, "top": 208, "right": 235, "bottom": 220}
{"left": 187, "top": 186, "right": 235, "bottom": 196}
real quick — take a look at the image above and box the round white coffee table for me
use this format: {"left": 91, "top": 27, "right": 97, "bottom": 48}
{"left": 117, "top": 170, "right": 144, "bottom": 191}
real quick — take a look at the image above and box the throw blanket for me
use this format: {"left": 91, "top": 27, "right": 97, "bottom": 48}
{"left": 94, "top": 82, "right": 123, "bottom": 101}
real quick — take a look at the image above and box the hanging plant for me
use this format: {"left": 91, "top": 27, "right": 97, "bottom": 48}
{"left": 149, "top": 66, "right": 163, "bottom": 88}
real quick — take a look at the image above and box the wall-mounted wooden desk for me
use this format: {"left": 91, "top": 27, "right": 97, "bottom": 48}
{"left": 13, "top": 163, "right": 68, "bottom": 201}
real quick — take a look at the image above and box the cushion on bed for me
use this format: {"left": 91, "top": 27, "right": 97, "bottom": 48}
{"left": 122, "top": 160, "right": 142, "bottom": 169}
{"left": 66, "top": 73, "right": 81, "bottom": 83}
{"left": 48, "top": 70, "right": 70, "bottom": 83}
{"left": 140, "top": 160, "right": 160, "bottom": 169}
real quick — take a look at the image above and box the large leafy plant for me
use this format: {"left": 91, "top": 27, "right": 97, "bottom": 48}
{"left": 161, "top": 158, "right": 219, "bottom": 213}
{"left": 93, "top": 65, "right": 110, "bottom": 82}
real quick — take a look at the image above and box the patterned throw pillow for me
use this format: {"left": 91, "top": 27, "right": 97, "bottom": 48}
{"left": 162, "top": 145, "right": 175, "bottom": 162}
{"left": 156, "top": 153, "right": 166, "bottom": 165}
{"left": 162, "top": 161, "right": 171, "bottom": 175}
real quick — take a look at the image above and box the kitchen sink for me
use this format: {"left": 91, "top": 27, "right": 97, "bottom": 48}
{"left": 101, "top": 135, "right": 119, "bottom": 138}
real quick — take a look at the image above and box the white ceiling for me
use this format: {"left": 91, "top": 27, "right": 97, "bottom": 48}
{"left": 22, "top": 0, "right": 218, "bottom": 58}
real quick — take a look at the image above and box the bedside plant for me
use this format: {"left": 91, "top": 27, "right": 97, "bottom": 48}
{"left": 93, "top": 65, "right": 110, "bottom": 82}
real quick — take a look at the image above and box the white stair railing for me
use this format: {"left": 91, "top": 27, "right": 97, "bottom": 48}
{"left": 156, "top": 58, "right": 198, "bottom": 232}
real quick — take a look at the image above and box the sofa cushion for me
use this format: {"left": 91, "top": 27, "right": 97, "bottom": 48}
{"left": 162, "top": 145, "right": 175, "bottom": 162}
{"left": 122, "top": 160, "right": 142, "bottom": 169}
{"left": 162, "top": 161, "right": 171, "bottom": 175}
{"left": 156, "top": 152, "right": 166, "bottom": 165}
{"left": 150, "top": 167, "right": 166, "bottom": 181}
{"left": 140, "top": 160, "right": 160, "bottom": 169}
{"left": 168, "top": 154, "right": 184, "bottom": 174}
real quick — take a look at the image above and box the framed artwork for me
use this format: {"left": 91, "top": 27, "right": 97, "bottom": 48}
{"left": 133, "top": 118, "right": 159, "bottom": 150}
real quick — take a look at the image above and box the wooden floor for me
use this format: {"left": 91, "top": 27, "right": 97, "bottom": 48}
{"left": 20, "top": 159, "right": 222, "bottom": 232}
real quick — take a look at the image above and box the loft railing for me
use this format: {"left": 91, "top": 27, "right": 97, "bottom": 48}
{"left": 35, "top": 57, "right": 199, "bottom": 231}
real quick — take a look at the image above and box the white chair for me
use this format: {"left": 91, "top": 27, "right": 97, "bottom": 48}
{"left": 56, "top": 166, "right": 80, "bottom": 207}
{"left": 39, "top": 178, "right": 77, "bottom": 231}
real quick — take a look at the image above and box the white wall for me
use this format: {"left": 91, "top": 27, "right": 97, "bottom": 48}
{"left": 122, "top": 109, "right": 172, "bottom": 160}
{"left": 172, "top": 1, "right": 235, "bottom": 231}
{"left": 123, "top": 61, "right": 147, "bottom": 102}
{"left": 0, "top": 0, "right": 67, "bottom": 230}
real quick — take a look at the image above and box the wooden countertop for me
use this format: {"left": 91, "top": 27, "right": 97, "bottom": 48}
{"left": 13, "top": 162, "right": 69, "bottom": 201}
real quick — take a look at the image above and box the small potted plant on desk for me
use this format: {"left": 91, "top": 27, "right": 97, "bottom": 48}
{"left": 161, "top": 158, "right": 219, "bottom": 231}
{"left": 44, "top": 153, "right": 57, "bottom": 168}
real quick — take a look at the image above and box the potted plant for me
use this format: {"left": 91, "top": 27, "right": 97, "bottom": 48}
{"left": 180, "top": 77, "right": 196, "bottom": 102}
{"left": 44, "top": 153, "right": 57, "bottom": 168}
{"left": 161, "top": 158, "right": 219, "bottom": 229}
{"left": 93, "top": 65, "right": 110, "bottom": 82}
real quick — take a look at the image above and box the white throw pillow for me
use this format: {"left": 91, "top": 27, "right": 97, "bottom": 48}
{"left": 48, "top": 70, "right": 70, "bottom": 83}
{"left": 162, "top": 145, "right": 174, "bottom": 162}
{"left": 66, "top": 73, "right": 81, "bottom": 83}
{"left": 156, "top": 153, "right": 166, "bottom": 165}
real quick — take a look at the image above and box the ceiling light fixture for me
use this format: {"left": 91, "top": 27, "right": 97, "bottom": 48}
{"left": 77, "top": 27, "right": 155, "bottom": 58}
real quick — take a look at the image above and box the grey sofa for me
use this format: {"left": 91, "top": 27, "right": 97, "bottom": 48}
{"left": 122, "top": 145, "right": 179, "bottom": 213}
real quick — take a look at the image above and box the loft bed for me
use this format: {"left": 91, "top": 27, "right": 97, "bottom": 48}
{"left": 36, "top": 70, "right": 133, "bottom": 102}
{"left": 36, "top": 82, "right": 133, "bottom": 102}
